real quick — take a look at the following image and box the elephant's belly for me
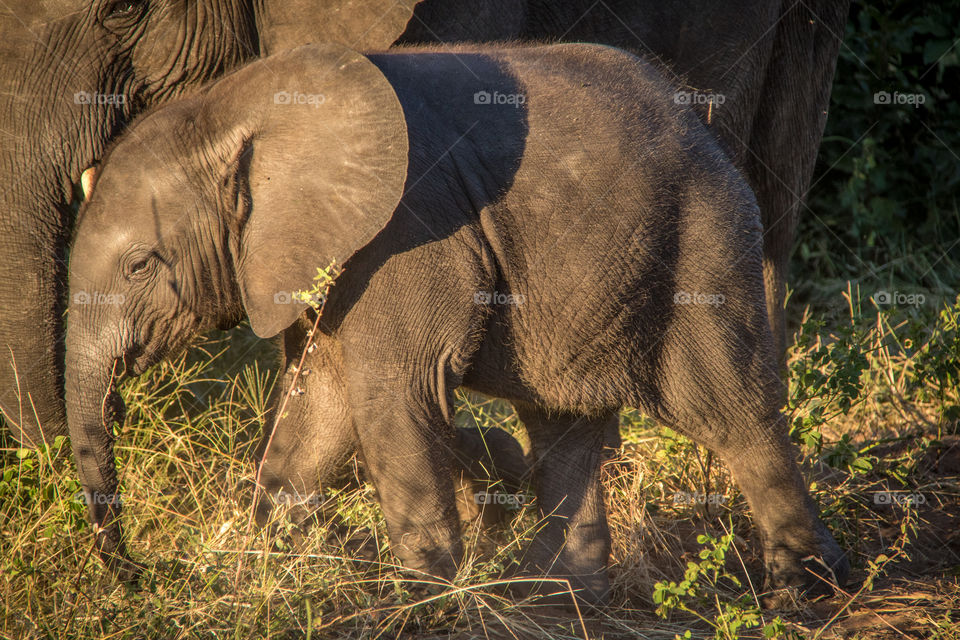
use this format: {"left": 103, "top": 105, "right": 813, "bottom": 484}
{"left": 461, "top": 313, "right": 635, "bottom": 414}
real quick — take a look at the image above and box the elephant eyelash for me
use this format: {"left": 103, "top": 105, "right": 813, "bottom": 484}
{"left": 108, "top": 0, "right": 144, "bottom": 16}
{"left": 125, "top": 252, "right": 157, "bottom": 279}
{"left": 102, "top": 0, "right": 147, "bottom": 26}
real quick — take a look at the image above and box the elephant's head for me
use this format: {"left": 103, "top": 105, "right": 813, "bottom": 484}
{"left": 0, "top": 0, "right": 419, "bottom": 446}
{"left": 65, "top": 43, "right": 409, "bottom": 573}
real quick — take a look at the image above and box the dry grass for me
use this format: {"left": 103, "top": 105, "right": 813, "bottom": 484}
{"left": 1, "top": 292, "right": 958, "bottom": 639}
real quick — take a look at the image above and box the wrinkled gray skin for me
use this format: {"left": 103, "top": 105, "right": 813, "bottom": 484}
{"left": 4, "top": 0, "right": 848, "bottom": 450}
{"left": 68, "top": 43, "right": 849, "bottom": 604}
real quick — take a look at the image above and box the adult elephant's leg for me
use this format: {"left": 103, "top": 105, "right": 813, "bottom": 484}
{"left": 746, "top": 0, "right": 850, "bottom": 364}
{"left": 514, "top": 405, "right": 619, "bottom": 606}
{"left": 0, "top": 220, "right": 68, "bottom": 446}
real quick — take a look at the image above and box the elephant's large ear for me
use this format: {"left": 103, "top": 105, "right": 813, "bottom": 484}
{"left": 257, "top": 0, "right": 422, "bottom": 55}
{"left": 213, "top": 43, "right": 408, "bottom": 339}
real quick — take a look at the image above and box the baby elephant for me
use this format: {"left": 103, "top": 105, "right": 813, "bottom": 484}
{"left": 67, "top": 42, "right": 848, "bottom": 604}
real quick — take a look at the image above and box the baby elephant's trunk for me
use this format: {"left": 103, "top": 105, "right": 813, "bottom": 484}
{"left": 64, "top": 328, "right": 138, "bottom": 580}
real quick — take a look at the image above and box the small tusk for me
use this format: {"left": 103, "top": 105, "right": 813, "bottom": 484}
{"left": 80, "top": 166, "right": 98, "bottom": 200}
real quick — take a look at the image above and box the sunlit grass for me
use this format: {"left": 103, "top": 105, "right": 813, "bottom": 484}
{"left": 1, "top": 292, "right": 958, "bottom": 638}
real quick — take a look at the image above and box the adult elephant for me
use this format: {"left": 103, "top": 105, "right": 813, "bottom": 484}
{"left": 0, "top": 0, "right": 849, "bottom": 446}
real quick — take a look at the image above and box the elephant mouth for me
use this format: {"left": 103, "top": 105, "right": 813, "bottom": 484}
{"left": 129, "top": 340, "right": 174, "bottom": 376}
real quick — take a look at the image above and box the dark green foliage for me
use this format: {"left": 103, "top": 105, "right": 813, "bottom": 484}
{"left": 794, "top": 0, "right": 960, "bottom": 315}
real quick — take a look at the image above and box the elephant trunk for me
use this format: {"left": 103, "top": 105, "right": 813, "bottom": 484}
{"left": 64, "top": 323, "right": 137, "bottom": 580}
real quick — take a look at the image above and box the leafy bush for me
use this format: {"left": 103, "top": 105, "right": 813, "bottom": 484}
{"left": 795, "top": 0, "right": 960, "bottom": 315}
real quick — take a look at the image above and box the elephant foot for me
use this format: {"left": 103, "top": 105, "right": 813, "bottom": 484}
{"left": 451, "top": 426, "right": 531, "bottom": 494}
{"left": 390, "top": 527, "right": 461, "bottom": 586}
{"left": 760, "top": 524, "right": 849, "bottom": 608}
{"left": 453, "top": 472, "right": 514, "bottom": 527}
{"left": 112, "top": 556, "right": 143, "bottom": 585}
{"left": 502, "top": 563, "right": 609, "bottom": 609}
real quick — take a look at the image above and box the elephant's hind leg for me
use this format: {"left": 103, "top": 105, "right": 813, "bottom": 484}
{"left": 659, "top": 348, "right": 849, "bottom": 604}
{"left": 514, "top": 404, "right": 620, "bottom": 606}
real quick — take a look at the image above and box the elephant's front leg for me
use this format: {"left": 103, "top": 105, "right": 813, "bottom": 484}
{"left": 254, "top": 320, "right": 531, "bottom": 533}
{"left": 346, "top": 362, "right": 464, "bottom": 580}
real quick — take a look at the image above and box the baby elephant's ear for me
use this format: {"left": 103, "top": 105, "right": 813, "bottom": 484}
{"left": 230, "top": 44, "right": 409, "bottom": 338}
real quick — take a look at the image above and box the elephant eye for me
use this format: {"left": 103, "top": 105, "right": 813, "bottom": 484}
{"left": 126, "top": 254, "right": 154, "bottom": 278}
{"left": 108, "top": 0, "right": 142, "bottom": 16}
{"left": 103, "top": 0, "right": 147, "bottom": 26}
